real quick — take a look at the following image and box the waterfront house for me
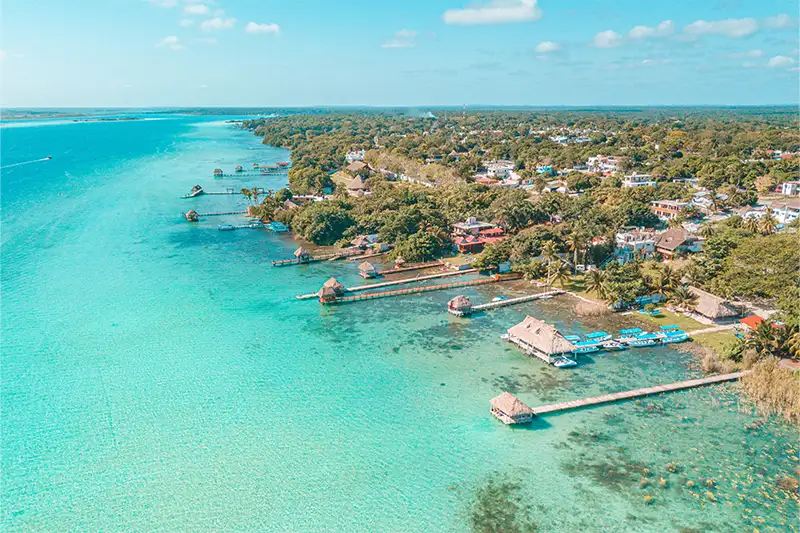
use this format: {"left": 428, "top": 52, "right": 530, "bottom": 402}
{"left": 622, "top": 173, "right": 657, "bottom": 188}
{"left": 650, "top": 200, "right": 689, "bottom": 221}
{"left": 453, "top": 217, "right": 496, "bottom": 236}
{"left": 454, "top": 234, "right": 484, "bottom": 254}
{"left": 490, "top": 392, "right": 534, "bottom": 425}
{"left": 447, "top": 295, "right": 473, "bottom": 316}
{"left": 689, "top": 287, "right": 741, "bottom": 322}
{"left": 319, "top": 278, "right": 346, "bottom": 303}
{"left": 213, "top": 168, "right": 223, "bottom": 177}
{"left": 655, "top": 228, "right": 703, "bottom": 258}
{"left": 235, "top": 165, "right": 243, "bottom": 173}
{"left": 614, "top": 228, "right": 657, "bottom": 264}
{"left": 350, "top": 234, "right": 381, "bottom": 249}
{"left": 184, "top": 209, "right": 199, "bottom": 222}
{"left": 506, "top": 316, "right": 577, "bottom": 364}
{"left": 780, "top": 181, "right": 800, "bottom": 196}
{"left": 358, "top": 261, "right": 378, "bottom": 279}
{"left": 294, "top": 247, "right": 312, "bottom": 263}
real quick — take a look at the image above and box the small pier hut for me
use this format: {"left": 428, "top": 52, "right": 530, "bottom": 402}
{"left": 490, "top": 392, "right": 534, "bottom": 425}
{"left": 506, "top": 316, "right": 577, "bottom": 364}
{"left": 294, "top": 247, "right": 312, "bottom": 263}
{"left": 358, "top": 261, "right": 378, "bottom": 279}
{"left": 213, "top": 168, "right": 223, "bottom": 177}
{"left": 184, "top": 209, "right": 199, "bottom": 222}
{"left": 235, "top": 165, "right": 243, "bottom": 173}
{"left": 188, "top": 184, "right": 204, "bottom": 197}
{"left": 277, "top": 161, "right": 289, "bottom": 168}
{"left": 252, "top": 162, "right": 260, "bottom": 169}
{"left": 319, "top": 277, "right": 346, "bottom": 303}
{"left": 448, "top": 295, "right": 473, "bottom": 316}
{"left": 394, "top": 256, "right": 406, "bottom": 268}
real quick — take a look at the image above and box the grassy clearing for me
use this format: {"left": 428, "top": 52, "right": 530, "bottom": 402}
{"left": 636, "top": 308, "right": 706, "bottom": 332}
{"left": 692, "top": 330, "right": 738, "bottom": 353}
{"left": 330, "top": 171, "right": 351, "bottom": 188}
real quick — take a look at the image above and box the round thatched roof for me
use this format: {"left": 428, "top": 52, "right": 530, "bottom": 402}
{"left": 394, "top": 256, "right": 406, "bottom": 266}
{"left": 322, "top": 277, "right": 345, "bottom": 294}
{"left": 358, "top": 261, "right": 376, "bottom": 271}
{"left": 294, "top": 247, "right": 310, "bottom": 258}
{"left": 448, "top": 295, "right": 472, "bottom": 310}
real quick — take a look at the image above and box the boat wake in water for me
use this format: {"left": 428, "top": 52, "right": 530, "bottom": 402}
{"left": 0, "top": 156, "right": 52, "bottom": 170}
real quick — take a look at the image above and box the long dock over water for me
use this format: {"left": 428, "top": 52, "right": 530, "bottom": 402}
{"left": 196, "top": 211, "right": 248, "bottom": 218}
{"left": 530, "top": 371, "right": 749, "bottom": 416}
{"left": 452, "top": 290, "right": 565, "bottom": 316}
{"left": 325, "top": 274, "right": 522, "bottom": 305}
{"left": 272, "top": 249, "right": 365, "bottom": 267}
{"left": 376, "top": 261, "right": 443, "bottom": 276}
{"left": 296, "top": 269, "right": 479, "bottom": 299}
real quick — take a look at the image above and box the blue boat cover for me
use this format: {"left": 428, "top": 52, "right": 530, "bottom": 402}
{"left": 660, "top": 325, "right": 680, "bottom": 330}
{"left": 619, "top": 328, "right": 642, "bottom": 335}
{"left": 586, "top": 331, "right": 609, "bottom": 339}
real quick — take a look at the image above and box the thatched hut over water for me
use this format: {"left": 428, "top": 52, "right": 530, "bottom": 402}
{"left": 506, "top": 315, "right": 576, "bottom": 363}
{"left": 447, "top": 295, "right": 473, "bottom": 316}
{"left": 358, "top": 261, "right": 377, "bottom": 279}
{"left": 184, "top": 209, "right": 199, "bottom": 222}
{"left": 294, "top": 247, "right": 312, "bottom": 263}
{"left": 319, "top": 277, "right": 346, "bottom": 303}
{"left": 490, "top": 392, "right": 534, "bottom": 425}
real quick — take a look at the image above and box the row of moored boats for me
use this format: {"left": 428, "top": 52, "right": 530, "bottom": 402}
{"left": 551, "top": 326, "right": 690, "bottom": 368}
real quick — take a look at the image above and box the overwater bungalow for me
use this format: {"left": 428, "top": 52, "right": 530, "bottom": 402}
{"left": 276, "top": 161, "right": 289, "bottom": 168}
{"left": 358, "top": 261, "right": 378, "bottom": 279}
{"left": 506, "top": 316, "right": 577, "bottom": 364}
{"left": 184, "top": 209, "right": 199, "bottom": 222}
{"left": 294, "top": 247, "right": 312, "bottom": 263}
{"left": 689, "top": 287, "right": 741, "bottom": 323}
{"left": 252, "top": 162, "right": 260, "bottom": 169}
{"left": 447, "top": 295, "right": 473, "bottom": 316}
{"left": 319, "top": 277, "right": 346, "bottom": 303}
{"left": 235, "top": 165, "right": 243, "bottom": 173}
{"left": 187, "top": 184, "right": 204, "bottom": 197}
{"left": 213, "top": 168, "right": 223, "bottom": 177}
{"left": 490, "top": 392, "right": 534, "bottom": 425}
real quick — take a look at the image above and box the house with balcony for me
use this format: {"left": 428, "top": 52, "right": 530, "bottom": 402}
{"left": 768, "top": 198, "right": 800, "bottom": 224}
{"left": 780, "top": 181, "right": 800, "bottom": 196}
{"left": 622, "top": 173, "right": 657, "bottom": 188}
{"left": 650, "top": 200, "right": 689, "bottom": 221}
{"left": 614, "top": 228, "right": 657, "bottom": 264}
{"left": 587, "top": 155, "right": 625, "bottom": 174}
{"left": 654, "top": 228, "right": 703, "bottom": 258}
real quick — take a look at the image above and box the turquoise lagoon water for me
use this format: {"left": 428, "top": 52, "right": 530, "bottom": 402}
{"left": 1, "top": 116, "right": 796, "bottom": 532}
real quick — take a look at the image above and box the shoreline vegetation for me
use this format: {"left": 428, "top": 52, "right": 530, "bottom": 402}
{"left": 236, "top": 109, "right": 799, "bottom": 423}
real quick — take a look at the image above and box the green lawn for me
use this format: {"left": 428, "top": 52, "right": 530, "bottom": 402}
{"left": 635, "top": 308, "right": 706, "bottom": 332}
{"left": 692, "top": 330, "right": 739, "bottom": 353}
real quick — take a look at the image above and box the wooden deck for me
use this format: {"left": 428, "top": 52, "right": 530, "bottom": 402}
{"left": 530, "top": 371, "right": 750, "bottom": 416}
{"left": 325, "top": 274, "right": 522, "bottom": 304}
{"left": 272, "top": 249, "right": 366, "bottom": 267}
{"left": 295, "top": 269, "right": 481, "bottom": 299}
{"left": 376, "top": 261, "right": 443, "bottom": 276}
{"left": 195, "top": 211, "right": 248, "bottom": 217}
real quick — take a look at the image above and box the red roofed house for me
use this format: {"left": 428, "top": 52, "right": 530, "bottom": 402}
{"left": 739, "top": 315, "right": 765, "bottom": 330}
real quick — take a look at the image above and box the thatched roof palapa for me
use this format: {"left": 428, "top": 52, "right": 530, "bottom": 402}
{"left": 490, "top": 392, "right": 534, "bottom": 417}
{"left": 347, "top": 176, "right": 367, "bottom": 190}
{"left": 507, "top": 316, "right": 576, "bottom": 355}
{"left": 358, "top": 261, "right": 376, "bottom": 273}
{"left": 294, "top": 247, "right": 311, "bottom": 259}
{"left": 322, "top": 277, "right": 346, "bottom": 296}
{"left": 448, "top": 295, "right": 472, "bottom": 310}
{"left": 689, "top": 287, "right": 740, "bottom": 319}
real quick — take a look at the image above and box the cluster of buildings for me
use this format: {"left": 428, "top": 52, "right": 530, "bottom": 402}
{"left": 586, "top": 155, "right": 626, "bottom": 174}
{"left": 614, "top": 227, "right": 704, "bottom": 264}
{"left": 451, "top": 217, "right": 507, "bottom": 254}
{"left": 738, "top": 198, "right": 800, "bottom": 225}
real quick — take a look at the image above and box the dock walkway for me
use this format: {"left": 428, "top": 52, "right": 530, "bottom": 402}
{"left": 454, "top": 290, "right": 565, "bottom": 316}
{"left": 376, "top": 261, "right": 443, "bottom": 276}
{"left": 295, "top": 269, "right": 479, "bottom": 299}
{"left": 531, "top": 371, "right": 749, "bottom": 416}
{"left": 326, "top": 275, "right": 521, "bottom": 305}
{"left": 196, "top": 211, "right": 247, "bottom": 217}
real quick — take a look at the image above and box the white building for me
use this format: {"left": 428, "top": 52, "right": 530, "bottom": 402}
{"left": 483, "top": 160, "right": 515, "bottom": 178}
{"left": 780, "top": 181, "right": 800, "bottom": 196}
{"left": 345, "top": 149, "right": 366, "bottom": 163}
{"left": 769, "top": 199, "right": 800, "bottom": 224}
{"left": 587, "top": 155, "right": 625, "bottom": 174}
{"left": 622, "top": 173, "right": 657, "bottom": 188}
{"left": 614, "top": 228, "right": 657, "bottom": 264}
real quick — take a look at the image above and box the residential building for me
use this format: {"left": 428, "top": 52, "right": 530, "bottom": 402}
{"left": 345, "top": 150, "right": 365, "bottom": 163}
{"left": 614, "top": 228, "right": 657, "bottom": 264}
{"left": 780, "top": 181, "right": 800, "bottom": 196}
{"left": 655, "top": 228, "right": 703, "bottom": 257}
{"left": 483, "top": 160, "right": 515, "bottom": 178}
{"left": 650, "top": 200, "right": 689, "bottom": 221}
{"left": 542, "top": 180, "right": 570, "bottom": 194}
{"left": 490, "top": 392, "right": 534, "bottom": 425}
{"left": 587, "top": 155, "right": 625, "bottom": 174}
{"left": 622, "top": 173, "right": 657, "bottom": 188}
{"left": 345, "top": 160, "right": 370, "bottom": 175}
{"left": 452, "top": 217, "right": 495, "bottom": 236}
{"left": 768, "top": 198, "right": 800, "bottom": 224}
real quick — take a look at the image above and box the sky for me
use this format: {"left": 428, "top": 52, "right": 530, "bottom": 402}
{"left": 1, "top": 0, "right": 798, "bottom": 107}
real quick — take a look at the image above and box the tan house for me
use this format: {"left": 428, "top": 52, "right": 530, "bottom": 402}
{"left": 655, "top": 228, "right": 703, "bottom": 258}
{"left": 506, "top": 316, "right": 576, "bottom": 364}
{"left": 347, "top": 176, "right": 368, "bottom": 196}
{"left": 689, "top": 287, "right": 741, "bottom": 322}
{"left": 490, "top": 392, "right": 534, "bottom": 425}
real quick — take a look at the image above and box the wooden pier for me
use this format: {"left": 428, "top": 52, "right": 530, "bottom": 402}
{"left": 451, "top": 290, "right": 565, "bottom": 317}
{"left": 530, "top": 371, "right": 749, "bottom": 416}
{"left": 195, "top": 211, "right": 248, "bottom": 218}
{"left": 295, "top": 269, "right": 480, "bottom": 299}
{"left": 324, "top": 274, "right": 522, "bottom": 305}
{"left": 376, "top": 260, "right": 443, "bottom": 276}
{"left": 272, "top": 249, "right": 366, "bottom": 267}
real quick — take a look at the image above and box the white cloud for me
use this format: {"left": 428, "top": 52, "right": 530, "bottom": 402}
{"left": 726, "top": 49, "right": 762, "bottom": 59}
{"left": 245, "top": 22, "right": 280, "bottom": 35}
{"left": 179, "top": 18, "right": 194, "bottom": 27}
{"left": 683, "top": 18, "right": 758, "bottom": 38}
{"left": 628, "top": 20, "right": 674, "bottom": 39}
{"left": 156, "top": 36, "right": 184, "bottom": 50}
{"left": 184, "top": 3, "right": 209, "bottom": 15}
{"left": 592, "top": 30, "right": 623, "bottom": 48}
{"left": 381, "top": 29, "right": 418, "bottom": 48}
{"left": 145, "top": 0, "right": 177, "bottom": 7}
{"left": 535, "top": 41, "right": 560, "bottom": 53}
{"left": 762, "top": 14, "right": 797, "bottom": 29}
{"left": 443, "top": 0, "right": 541, "bottom": 25}
{"left": 200, "top": 17, "right": 236, "bottom": 31}
{"left": 767, "top": 55, "right": 795, "bottom": 68}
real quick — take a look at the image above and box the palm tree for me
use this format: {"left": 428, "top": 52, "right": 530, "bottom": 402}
{"left": 699, "top": 224, "right": 715, "bottom": 239}
{"left": 241, "top": 187, "right": 252, "bottom": 204}
{"left": 758, "top": 210, "right": 778, "bottom": 235}
{"left": 541, "top": 241, "right": 558, "bottom": 286}
{"left": 586, "top": 269, "right": 607, "bottom": 299}
{"left": 251, "top": 187, "right": 260, "bottom": 204}
{"left": 552, "top": 262, "right": 571, "bottom": 288}
{"left": 787, "top": 330, "right": 800, "bottom": 360}
{"left": 670, "top": 286, "right": 697, "bottom": 311}
{"left": 566, "top": 233, "right": 584, "bottom": 273}
{"left": 744, "top": 216, "right": 760, "bottom": 234}
{"left": 745, "top": 321, "right": 780, "bottom": 359}
{"left": 667, "top": 217, "right": 683, "bottom": 229}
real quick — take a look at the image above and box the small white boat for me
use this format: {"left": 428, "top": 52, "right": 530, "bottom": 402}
{"left": 660, "top": 331, "right": 690, "bottom": 344}
{"left": 539, "top": 295, "right": 553, "bottom": 300}
{"left": 500, "top": 333, "right": 510, "bottom": 340}
{"left": 573, "top": 341, "right": 600, "bottom": 354}
{"left": 492, "top": 296, "right": 509, "bottom": 302}
{"left": 552, "top": 355, "right": 578, "bottom": 368}
{"left": 600, "top": 340, "right": 627, "bottom": 351}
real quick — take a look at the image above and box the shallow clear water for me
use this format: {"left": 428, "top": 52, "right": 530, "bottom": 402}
{"left": 2, "top": 116, "right": 797, "bottom": 532}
